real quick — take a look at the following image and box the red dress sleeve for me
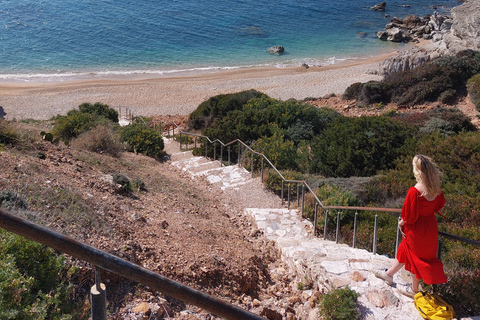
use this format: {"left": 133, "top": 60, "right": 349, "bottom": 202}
{"left": 401, "top": 187, "right": 419, "bottom": 225}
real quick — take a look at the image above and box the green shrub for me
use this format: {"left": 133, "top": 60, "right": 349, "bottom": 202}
{"left": 70, "top": 124, "right": 123, "bottom": 156}
{"left": 0, "top": 119, "right": 19, "bottom": 146}
{"left": 311, "top": 116, "right": 412, "bottom": 177}
{"left": 51, "top": 103, "right": 119, "bottom": 142}
{"left": 357, "top": 81, "right": 391, "bottom": 106}
{"left": 0, "top": 230, "right": 81, "bottom": 320}
{"left": 318, "top": 286, "right": 361, "bottom": 320}
{"left": 51, "top": 111, "right": 99, "bottom": 141}
{"left": 112, "top": 174, "right": 132, "bottom": 194}
{"left": 188, "top": 90, "right": 265, "bottom": 130}
{"left": 120, "top": 123, "right": 164, "bottom": 158}
{"left": 78, "top": 102, "right": 119, "bottom": 123}
{"left": 0, "top": 190, "right": 28, "bottom": 211}
{"left": 253, "top": 128, "right": 297, "bottom": 170}
{"left": 342, "top": 82, "right": 363, "bottom": 100}
{"left": 467, "top": 73, "right": 480, "bottom": 112}
{"left": 264, "top": 170, "right": 305, "bottom": 196}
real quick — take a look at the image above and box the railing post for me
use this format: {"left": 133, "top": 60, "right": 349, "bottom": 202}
{"left": 228, "top": 146, "right": 231, "bottom": 166}
{"left": 220, "top": 145, "right": 223, "bottom": 167}
{"left": 336, "top": 211, "right": 341, "bottom": 244}
{"left": 437, "top": 237, "right": 443, "bottom": 261}
{"left": 287, "top": 183, "right": 291, "bottom": 209}
{"left": 281, "top": 180, "right": 284, "bottom": 206}
{"left": 373, "top": 214, "right": 379, "bottom": 255}
{"left": 173, "top": 126, "right": 175, "bottom": 138}
{"left": 313, "top": 202, "right": 319, "bottom": 236}
{"left": 238, "top": 143, "right": 241, "bottom": 167}
{"left": 395, "top": 216, "right": 402, "bottom": 257}
{"left": 195, "top": 136, "right": 197, "bottom": 149}
{"left": 179, "top": 132, "right": 182, "bottom": 150}
{"left": 205, "top": 139, "right": 208, "bottom": 158}
{"left": 251, "top": 153, "right": 254, "bottom": 178}
{"left": 301, "top": 184, "right": 305, "bottom": 217}
{"left": 213, "top": 142, "right": 217, "bottom": 161}
{"left": 261, "top": 158, "right": 264, "bottom": 183}
{"left": 353, "top": 211, "right": 358, "bottom": 248}
{"left": 296, "top": 184, "right": 300, "bottom": 207}
{"left": 91, "top": 267, "right": 107, "bottom": 320}
{"left": 324, "top": 210, "right": 329, "bottom": 240}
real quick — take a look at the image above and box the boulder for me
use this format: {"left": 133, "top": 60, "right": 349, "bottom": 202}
{"left": 267, "top": 46, "right": 285, "bottom": 55}
{"left": 403, "top": 14, "right": 423, "bottom": 27}
{"left": 371, "top": 2, "right": 386, "bottom": 11}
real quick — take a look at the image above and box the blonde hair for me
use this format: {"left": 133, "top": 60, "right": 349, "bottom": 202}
{"left": 412, "top": 154, "right": 442, "bottom": 197}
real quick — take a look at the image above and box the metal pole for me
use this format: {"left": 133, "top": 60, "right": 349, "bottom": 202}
{"left": 324, "top": 210, "right": 329, "bottom": 240}
{"left": 214, "top": 142, "right": 216, "bottom": 161}
{"left": 281, "top": 180, "right": 284, "bottom": 206}
{"left": 353, "top": 211, "right": 358, "bottom": 248}
{"left": 251, "top": 153, "right": 254, "bottom": 178}
{"left": 228, "top": 146, "right": 231, "bottom": 166}
{"left": 297, "top": 184, "right": 300, "bottom": 207}
{"left": 220, "top": 145, "right": 223, "bottom": 167}
{"left": 336, "top": 211, "right": 341, "bottom": 244}
{"left": 179, "top": 132, "right": 182, "bottom": 150}
{"left": 313, "top": 203, "right": 319, "bottom": 236}
{"left": 373, "top": 214, "right": 379, "bottom": 255}
{"left": 91, "top": 267, "right": 107, "bottom": 320}
{"left": 0, "top": 209, "right": 267, "bottom": 320}
{"left": 195, "top": 137, "right": 197, "bottom": 149}
{"left": 287, "top": 183, "right": 291, "bottom": 209}
{"left": 395, "top": 216, "right": 401, "bottom": 257}
{"left": 205, "top": 139, "right": 208, "bottom": 158}
{"left": 261, "top": 158, "right": 264, "bottom": 183}
{"left": 301, "top": 184, "right": 305, "bottom": 217}
{"left": 437, "top": 238, "right": 443, "bottom": 261}
{"left": 238, "top": 143, "right": 241, "bottom": 167}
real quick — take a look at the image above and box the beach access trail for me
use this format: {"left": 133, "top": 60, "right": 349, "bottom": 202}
{"left": 164, "top": 138, "right": 426, "bottom": 320}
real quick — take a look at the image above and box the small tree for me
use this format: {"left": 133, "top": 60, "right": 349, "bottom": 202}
{"left": 120, "top": 123, "right": 164, "bottom": 158}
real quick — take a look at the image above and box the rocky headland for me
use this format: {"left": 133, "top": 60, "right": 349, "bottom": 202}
{"left": 376, "top": 0, "right": 480, "bottom": 75}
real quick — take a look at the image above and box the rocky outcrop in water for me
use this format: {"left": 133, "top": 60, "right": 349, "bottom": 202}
{"left": 371, "top": 2, "right": 386, "bottom": 11}
{"left": 267, "top": 46, "right": 285, "bottom": 55}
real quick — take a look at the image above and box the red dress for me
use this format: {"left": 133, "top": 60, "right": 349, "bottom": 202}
{"left": 396, "top": 187, "right": 447, "bottom": 284}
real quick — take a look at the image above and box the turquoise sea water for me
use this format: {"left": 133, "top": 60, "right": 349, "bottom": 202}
{"left": 0, "top": 0, "right": 459, "bottom": 81}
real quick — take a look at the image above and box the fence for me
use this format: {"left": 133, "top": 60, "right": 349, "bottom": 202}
{"left": 159, "top": 120, "right": 480, "bottom": 257}
{"left": 0, "top": 208, "right": 267, "bottom": 320}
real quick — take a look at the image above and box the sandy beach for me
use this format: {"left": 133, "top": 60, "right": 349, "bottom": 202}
{"left": 0, "top": 52, "right": 395, "bottom": 121}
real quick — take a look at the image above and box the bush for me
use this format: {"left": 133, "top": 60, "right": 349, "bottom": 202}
{"left": 188, "top": 90, "right": 265, "bottom": 130}
{"left": 78, "top": 102, "right": 119, "bottom": 123}
{"left": 70, "top": 124, "right": 123, "bottom": 156}
{"left": 342, "top": 82, "right": 363, "bottom": 100}
{"left": 357, "top": 81, "right": 391, "bottom": 106}
{"left": 0, "top": 119, "right": 18, "bottom": 146}
{"left": 311, "top": 116, "right": 412, "bottom": 177}
{"left": 112, "top": 174, "right": 132, "bottom": 194}
{"left": 51, "top": 103, "right": 119, "bottom": 141}
{"left": 318, "top": 286, "right": 361, "bottom": 320}
{"left": 253, "top": 128, "right": 297, "bottom": 170}
{"left": 0, "top": 230, "right": 81, "bottom": 320}
{"left": 120, "top": 123, "right": 164, "bottom": 158}
{"left": 0, "top": 190, "right": 28, "bottom": 211}
{"left": 467, "top": 73, "right": 480, "bottom": 112}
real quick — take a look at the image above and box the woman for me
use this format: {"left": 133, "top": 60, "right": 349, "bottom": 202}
{"left": 374, "top": 154, "right": 447, "bottom": 298}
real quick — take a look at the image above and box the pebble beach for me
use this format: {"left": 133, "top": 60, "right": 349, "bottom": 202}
{"left": 0, "top": 53, "right": 395, "bottom": 121}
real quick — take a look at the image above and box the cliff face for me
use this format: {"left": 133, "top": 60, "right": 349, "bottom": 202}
{"left": 378, "top": 0, "right": 480, "bottom": 75}
{"left": 442, "top": 0, "right": 480, "bottom": 53}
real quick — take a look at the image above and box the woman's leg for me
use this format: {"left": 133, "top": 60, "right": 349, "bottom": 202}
{"left": 411, "top": 274, "right": 420, "bottom": 292}
{"left": 386, "top": 260, "right": 405, "bottom": 277}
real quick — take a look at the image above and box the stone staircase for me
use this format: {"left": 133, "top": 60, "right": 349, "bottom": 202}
{"left": 165, "top": 138, "right": 478, "bottom": 320}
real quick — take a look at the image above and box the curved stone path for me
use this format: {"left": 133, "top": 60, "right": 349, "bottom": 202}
{"left": 165, "top": 138, "right": 477, "bottom": 320}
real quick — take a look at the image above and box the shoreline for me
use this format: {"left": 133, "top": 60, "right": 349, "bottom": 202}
{"left": 0, "top": 51, "right": 397, "bottom": 121}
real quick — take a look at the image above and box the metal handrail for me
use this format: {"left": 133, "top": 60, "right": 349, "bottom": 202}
{"left": 0, "top": 209, "right": 266, "bottom": 320}
{"left": 157, "top": 120, "right": 480, "bottom": 254}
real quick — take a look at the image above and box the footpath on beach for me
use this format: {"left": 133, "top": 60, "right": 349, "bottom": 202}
{"left": 164, "top": 138, "right": 478, "bottom": 320}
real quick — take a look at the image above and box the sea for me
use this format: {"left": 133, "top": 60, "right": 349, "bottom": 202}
{"left": 0, "top": 0, "right": 460, "bottom": 82}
